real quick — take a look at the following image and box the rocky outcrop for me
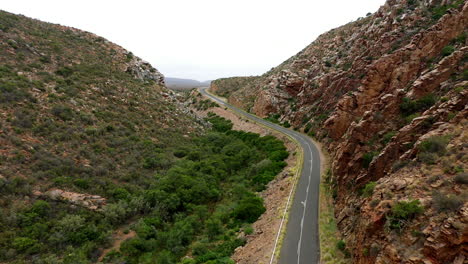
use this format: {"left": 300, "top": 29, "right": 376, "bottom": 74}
{"left": 126, "top": 56, "right": 165, "bottom": 85}
{"left": 33, "top": 189, "right": 107, "bottom": 210}
{"left": 211, "top": 0, "right": 468, "bottom": 262}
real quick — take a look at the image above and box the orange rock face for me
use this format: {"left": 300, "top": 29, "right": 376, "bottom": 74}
{"left": 212, "top": 0, "right": 468, "bottom": 262}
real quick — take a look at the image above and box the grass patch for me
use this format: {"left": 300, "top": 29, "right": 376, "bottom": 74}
{"left": 319, "top": 169, "right": 349, "bottom": 263}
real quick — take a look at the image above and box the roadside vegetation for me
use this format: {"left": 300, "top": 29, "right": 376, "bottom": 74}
{"left": 319, "top": 169, "right": 349, "bottom": 263}
{"left": 0, "top": 111, "right": 288, "bottom": 263}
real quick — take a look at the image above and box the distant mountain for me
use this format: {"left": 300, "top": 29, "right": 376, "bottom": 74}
{"left": 165, "top": 77, "right": 211, "bottom": 90}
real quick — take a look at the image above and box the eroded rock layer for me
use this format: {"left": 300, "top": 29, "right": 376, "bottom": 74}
{"left": 211, "top": 0, "right": 468, "bottom": 263}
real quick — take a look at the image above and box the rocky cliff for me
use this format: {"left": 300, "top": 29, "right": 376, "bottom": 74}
{"left": 211, "top": 0, "right": 467, "bottom": 263}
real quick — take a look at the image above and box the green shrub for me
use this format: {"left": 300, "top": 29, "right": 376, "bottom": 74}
{"left": 12, "top": 237, "right": 40, "bottom": 254}
{"left": 51, "top": 105, "right": 74, "bottom": 121}
{"left": 264, "top": 114, "right": 280, "bottom": 124}
{"left": 362, "top": 151, "right": 378, "bottom": 168}
{"left": 232, "top": 196, "right": 266, "bottom": 223}
{"left": 173, "top": 149, "right": 187, "bottom": 158}
{"left": 399, "top": 94, "right": 436, "bottom": 117}
{"left": 206, "top": 217, "right": 224, "bottom": 240}
{"left": 404, "top": 113, "right": 420, "bottom": 124}
{"left": 269, "top": 150, "right": 289, "bottom": 161}
{"left": 244, "top": 225, "right": 253, "bottom": 235}
{"left": 29, "top": 200, "right": 50, "bottom": 217}
{"left": 454, "top": 173, "right": 468, "bottom": 184}
{"left": 206, "top": 114, "right": 233, "bottom": 132}
{"left": 12, "top": 110, "right": 34, "bottom": 128}
{"left": 111, "top": 188, "right": 130, "bottom": 200}
{"left": 441, "top": 45, "right": 455, "bottom": 57}
{"left": 388, "top": 200, "right": 423, "bottom": 231}
{"left": 361, "top": 181, "right": 377, "bottom": 197}
{"left": 418, "top": 152, "right": 437, "bottom": 164}
{"left": 418, "top": 136, "right": 449, "bottom": 157}
{"left": 454, "top": 32, "right": 466, "bottom": 44}
{"left": 55, "top": 66, "right": 74, "bottom": 77}
{"left": 73, "top": 178, "right": 89, "bottom": 189}
{"left": 432, "top": 192, "right": 464, "bottom": 212}
{"left": 304, "top": 122, "right": 312, "bottom": 133}
{"left": 336, "top": 240, "right": 346, "bottom": 251}
{"left": 382, "top": 131, "right": 397, "bottom": 144}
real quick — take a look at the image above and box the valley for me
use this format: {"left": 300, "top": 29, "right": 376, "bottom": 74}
{"left": 1, "top": 0, "right": 467, "bottom": 263}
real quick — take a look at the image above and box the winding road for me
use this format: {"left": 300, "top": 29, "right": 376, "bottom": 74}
{"left": 199, "top": 87, "right": 321, "bottom": 264}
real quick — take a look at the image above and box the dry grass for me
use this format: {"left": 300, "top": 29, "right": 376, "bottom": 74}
{"left": 319, "top": 179, "right": 349, "bottom": 263}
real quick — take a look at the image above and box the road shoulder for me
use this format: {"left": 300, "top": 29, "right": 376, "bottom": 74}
{"left": 194, "top": 90, "right": 302, "bottom": 264}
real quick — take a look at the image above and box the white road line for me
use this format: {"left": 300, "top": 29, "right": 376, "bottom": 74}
{"left": 269, "top": 133, "right": 302, "bottom": 264}
{"left": 201, "top": 88, "right": 318, "bottom": 264}
{"left": 296, "top": 141, "right": 313, "bottom": 264}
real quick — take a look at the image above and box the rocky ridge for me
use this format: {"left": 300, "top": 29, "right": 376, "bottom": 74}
{"left": 211, "top": 0, "right": 467, "bottom": 263}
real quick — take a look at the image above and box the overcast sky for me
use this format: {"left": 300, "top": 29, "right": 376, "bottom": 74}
{"left": 2, "top": 0, "right": 386, "bottom": 81}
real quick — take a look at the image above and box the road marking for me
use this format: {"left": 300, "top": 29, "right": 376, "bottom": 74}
{"left": 296, "top": 142, "right": 313, "bottom": 264}
{"left": 200, "top": 88, "right": 319, "bottom": 264}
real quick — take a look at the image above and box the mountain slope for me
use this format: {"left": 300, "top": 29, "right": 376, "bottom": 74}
{"left": 0, "top": 9, "right": 203, "bottom": 261}
{"left": 0, "top": 11, "right": 293, "bottom": 264}
{"left": 211, "top": 0, "right": 467, "bottom": 263}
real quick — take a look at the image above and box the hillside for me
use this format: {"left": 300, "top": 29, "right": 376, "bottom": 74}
{"left": 165, "top": 77, "right": 211, "bottom": 90}
{"left": 0, "top": 10, "right": 289, "bottom": 264}
{"left": 211, "top": 0, "right": 467, "bottom": 263}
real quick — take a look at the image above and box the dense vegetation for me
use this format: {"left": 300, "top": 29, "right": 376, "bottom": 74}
{"left": 0, "top": 10, "right": 289, "bottom": 264}
{"left": 0, "top": 112, "right": 288, "bottom": 264}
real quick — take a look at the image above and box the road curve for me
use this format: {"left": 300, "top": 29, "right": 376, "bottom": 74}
{"left": 199, "top": 87, "right": 321, "bottom": 264}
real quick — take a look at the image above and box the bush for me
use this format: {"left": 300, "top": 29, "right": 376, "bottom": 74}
{"left": 399, "top": 94, "right": 436, "bottom": 116}
{"left": 388, "top": 200, "right": 423, "bottom": 231}
{"left": 454, "top": 173, "right": 468, "bottom": 184}
{"left": 29, "top": 200, "right": 50, "bottom": 217}
{"left": 73, "top": 178, "right": 89, "bottom": 189}
{"left": 362, "top": 151, "right": 378, "bottom": 168}
{"left": 418, "top": 152, "right": 437, "bottom": 164}
{"left": 417, "top": 135, "right": 450, "bottom": 165}
{"left": 51, "top": 105, "right": 74, "bottom": 121}
{"left": 336, "top": 240, "right": 346, "bottom": 251}
{"left": 12, "top": 110, "right": 34, "bottom": 128}
{"left": 432, "top": 192, "right": 464, "bottom": 212}
{"left": 112, "top": 188, "right": 130, "bottom": 200}
{"left": 206, "top": 217, "right": 223, "bottom": 240}
{"left": 441, "top": 45, "right": 455, "bottom": 57}
{"left": 12, "top": 237, "right": 40, "bottom": 254}
{"left": 120, "top": 238, "right": 149, "bottom": 257}
{"left": 55, "top": 66, "right": 74, "bottom": 77}
{"left": 232, "top": 196, "right": 266, "bottom": 223}
{"left": 206, "top": 114, "right": 233, "bottom": 132}
{"left": 244, "top": 225, "right": 253, "bottom": 235}
{"left": 361, "top": 181, "right": 377, "bottom": 197}
{"left": 382, "top": 131, "right": 397, "bottom": 144}
{"left": 173, "top": 149, "right": 187, "bottom": 158}
{"left": 269, "top": 150, "right": 289, "bottom": 161}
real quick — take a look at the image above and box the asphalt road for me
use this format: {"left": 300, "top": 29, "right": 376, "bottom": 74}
{"left": 199, "top": 87, "right": 321, "bottom": 264}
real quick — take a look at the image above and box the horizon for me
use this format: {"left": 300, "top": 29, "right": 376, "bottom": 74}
{"left": 1, "top": 0, "right": 386, "bottom": 81}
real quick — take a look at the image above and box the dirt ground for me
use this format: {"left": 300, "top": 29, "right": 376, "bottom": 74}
{"left": 194, "top": 105, "right": 301, "bottom": 264}
{"left": 98, "top": 227, "right": 136, "bottom": 262}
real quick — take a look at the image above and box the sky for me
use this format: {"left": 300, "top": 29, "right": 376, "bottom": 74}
{"left": 1, "top": 0, "right": 386, "bottom": 81}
